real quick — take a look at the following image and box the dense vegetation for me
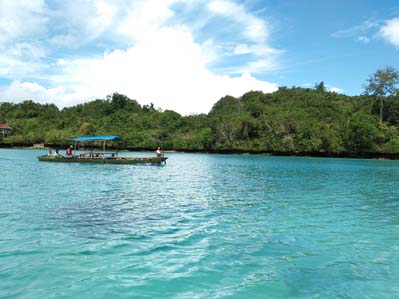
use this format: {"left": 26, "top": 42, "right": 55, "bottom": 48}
{"left": 1, "top": 68, "right": 399, "bottom": 157}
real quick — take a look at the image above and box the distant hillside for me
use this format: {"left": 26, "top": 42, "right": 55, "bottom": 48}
{"left": 1, "top": 88, "right": 399, "bottom": 157}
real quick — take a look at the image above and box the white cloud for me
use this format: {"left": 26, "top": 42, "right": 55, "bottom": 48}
{"left": 328, "top": 86, "right": 344, "bottom": 94}
{"left": 207, "top": 0, "right": 269, "bottom": 42}
{"left": 332, "top": 20, "right": 380, "bottom": 46}
{"left": 0, "top": 0, "right": 48, "bottom": 45}
{"left": 93, "top": 1, "right": 118, "bottom": 29}
{"left": 0, "top": 0, "right": 50, "bottom": 81}
{"left": 357, "top": 36, "right": 370, "bottom": 43}
{"left": 233, "top": 44, "right": 252, "bottom": 55}
{"left": 232, "top": 43, "right": 282, "bottom": 56}
{"left": 8, "top": 43, "right": 47, "bottom": 60}
{"left": 48, "top": 0, "right": 119, "bottom": 47}
{"left": 117, "top": 0, "right": 178, "bottom": 41}
{"left": 0, "top": 81, "right": 65, "bottom": 104}
{"left": 332, "top": 20, "right": 378, "bottom": 38}
{"left": 380, "top": 18, "right": 399, "bottom": 47}
{"left": 46, "top": 25, "right": 277, "bottom": 114}
{"left": 206, "top": 0, "right": 281, "bottom": 74}
{"left": 0, "top": 53, "right": 47, "bottom": 79}
{"left": 0, "top": 0, "right": 280, "bottom": 115}
{"left": 333, "top": 18, "right": 399, "bottom": 48}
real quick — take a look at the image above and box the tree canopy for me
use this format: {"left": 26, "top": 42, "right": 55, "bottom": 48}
{"left": 2, "top": 68, "right": 399, "bottom": 156}
{"left": 364, "top": 66, "right": 399, "bottom": 123}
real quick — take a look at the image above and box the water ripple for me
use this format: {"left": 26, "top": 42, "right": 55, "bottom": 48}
{"left": 1, "top": 150, "right": 399, "bottom": 298}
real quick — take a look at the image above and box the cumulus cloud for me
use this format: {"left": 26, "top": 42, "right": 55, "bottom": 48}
{"left": 117, "top": 0, "right": 178, "bottom": 41}
{"left": 0, "top": 0, "right": 280, "bottom": 115}
{"left": 40, "top": 26, "right": 277, "bottom": 114}
{"left": 0, "top": 81, "right": 65, "bottom": 104}
{"left": 379, "top": 18, "right": 399, "bottom": 47}
{"left": 0, "top": 52, "right": 47, "bottom": 79}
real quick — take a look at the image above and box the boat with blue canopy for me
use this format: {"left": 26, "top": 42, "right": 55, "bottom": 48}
{"left": 37, "top": 135, "right": 167, "bottom": 165}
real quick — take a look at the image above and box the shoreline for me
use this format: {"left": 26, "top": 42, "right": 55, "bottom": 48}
{"left": 1, "top": 143, "right": 399, "bottom": 160}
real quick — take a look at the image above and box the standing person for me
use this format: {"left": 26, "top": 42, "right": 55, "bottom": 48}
{"left": 66, "top": 145, "right": 73, "bottom": 156}
{"left": 156, "top": 147, "right": 163, "bottom": 157}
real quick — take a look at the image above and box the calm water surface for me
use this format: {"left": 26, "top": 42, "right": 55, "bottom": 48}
{"left": 1, "top": 149, "right": 399, "bottom": 298}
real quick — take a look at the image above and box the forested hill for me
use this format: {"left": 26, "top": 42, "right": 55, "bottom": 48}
{"left": 1, "top": 86, "right": 399, "bottom": 156}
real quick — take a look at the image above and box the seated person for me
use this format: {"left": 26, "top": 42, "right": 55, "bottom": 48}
{"left": 156, "top": 147, "right": 164, "bottom": 157}
{"left": 66, "top": 145, "right": 73, "bottom": 156}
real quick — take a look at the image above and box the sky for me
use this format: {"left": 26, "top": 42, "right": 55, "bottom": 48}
{"left": 0, "top": 0, "right": 398, "bottom": 115}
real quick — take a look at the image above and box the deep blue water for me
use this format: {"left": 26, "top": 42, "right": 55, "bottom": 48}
{"left": 1, "top": 149, "right": 399, "bottom": 298}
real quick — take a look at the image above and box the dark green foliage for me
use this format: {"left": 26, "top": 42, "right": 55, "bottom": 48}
{"left": 1, "top": 87, "right": 399, "bottom": 154}
{"left": 365, "top": 66, "right": 399, "bottom": 123}
{"left": 314, "top": 81, "right": 326, "bottom": 93}
{"left": 365, "top": 67, "right": 399, "bottom": 98}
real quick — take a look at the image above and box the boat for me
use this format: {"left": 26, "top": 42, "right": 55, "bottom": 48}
{"left": 37, "top": 135, "right": 167, "bottom": 165}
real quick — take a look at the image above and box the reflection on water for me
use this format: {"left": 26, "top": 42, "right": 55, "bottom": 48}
{"left": 1, "top": 149, "right": 399, "bottom": 298}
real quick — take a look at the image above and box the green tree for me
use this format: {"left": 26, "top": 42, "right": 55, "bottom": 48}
{"left": 0, "top": 84, "right": 394, "bottom": 156}
{"left": 364, "top": 66, "right": 399, "bottom": 123}
{"left": 78, "top": 122, "right": 96, "bottom": 136}
{"left": 314, "top": 81, "right": 326, "bottom": 93}
{"left": 345, "top": 114, "right": 379, "bottom": 152}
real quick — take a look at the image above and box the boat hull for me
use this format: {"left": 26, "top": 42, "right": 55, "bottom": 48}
{"left": 37, "top": 156, "right": 167, "bottom": 165}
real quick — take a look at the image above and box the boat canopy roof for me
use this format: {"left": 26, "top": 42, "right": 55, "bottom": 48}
{"left": 71, "top": 135, "right": 121, "bottom": 141}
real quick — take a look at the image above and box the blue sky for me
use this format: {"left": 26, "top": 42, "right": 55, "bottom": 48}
{"left": 0, "top": 0, "right": 398, "bottom": 114}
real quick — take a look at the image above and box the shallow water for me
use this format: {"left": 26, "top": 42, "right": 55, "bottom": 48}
{"left": 1, "top": 149, "right": 399, "bottom": 298}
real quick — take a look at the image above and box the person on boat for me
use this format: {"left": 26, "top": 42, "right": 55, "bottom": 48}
{"left": 54, "top": 149, "right": 60, "bottom": 157}
{"left": 156, "top": 147, "right": 163, "bottom": 157}
{"left": 66, "top": 145, "right": 73, "bottom": 157}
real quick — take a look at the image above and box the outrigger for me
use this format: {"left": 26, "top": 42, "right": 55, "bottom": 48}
{"left": 37, "top": 135, "right": 167, "bottom": 165}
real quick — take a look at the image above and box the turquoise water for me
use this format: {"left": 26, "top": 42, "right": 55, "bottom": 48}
{"left": 1, "top": 149, "right": 399, "bottom": 298}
